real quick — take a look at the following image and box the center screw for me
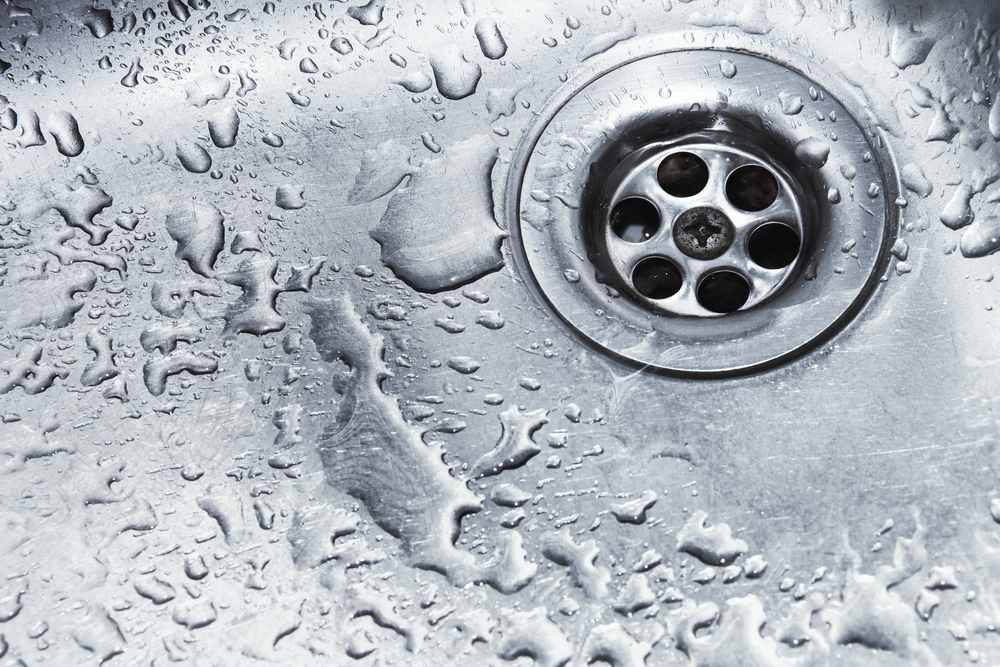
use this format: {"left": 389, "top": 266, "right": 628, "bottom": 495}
{"left": 672, "top": 207, "right": 735, "bottom": 260}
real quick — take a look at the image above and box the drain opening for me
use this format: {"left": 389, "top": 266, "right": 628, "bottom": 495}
{"left": 611, "top": 198, "right": 660, "bottom": 243}
{"left": 748, "top": 223, "right": 801, "bottom": 269}
{"left": 632, "top": 257, "right": 682, "bottom": 299}
{"left": 657, "top": 152, "right": 710, "bottom": 198}
{"left": 726, "top": 165, "right": 779, "bottom": 212}
{"left": 698, "top": 271, "right": 751, "bottom": 313}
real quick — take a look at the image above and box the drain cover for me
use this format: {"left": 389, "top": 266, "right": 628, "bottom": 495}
{"left": 510, "top": 49, "right": 898, "bottom": 376}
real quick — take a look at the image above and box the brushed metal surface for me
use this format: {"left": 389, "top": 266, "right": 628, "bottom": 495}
{"left": 0, "top": 1, "right": 998, "bottom": 666}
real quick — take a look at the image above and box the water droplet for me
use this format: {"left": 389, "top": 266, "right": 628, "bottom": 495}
{"left": 475, "top": 310, "right": 505, "bottom": 329}
{"left": 900, "top": 163, "right": 933, "bottom": 197}
{"left": 676, "top": 510, "right": 747, "bottom": 566}
{"left": 368, "top": 135, "right": 505, "bottom": 291}
{"left": 778, "top": 91, "right": 803, "bottom": 115}
{"left": 331, "top": 37, "right": 353, "bottom": 55}
{"left": 0, "top": 106, "right": 16, "bottom": 131}
{"left": 890, "top": 24, "right": 936, "bottom": 68}
{"left": 165, "top": 200, "right": 224, "bottom": 276}
{"left": 940, "top": 184, "right": 975, "bottom": 229}
{"left": 287, "top": 87, "right": 311, "bottom": 107}
{"left": 167, "top": 0, "right": 190, "bottom": 22}
{"left": 475, "top": 19, "right": 507, "bottom": 60}
{"left": 207, "top": 106, "right": 239, "bottom": 148}
{"left": 794, "top": 136, "right": 830, "bottom": 168}
{"left": 277, "top": 38, "right": 300, "bottom": 61}
{"left": 275, "top": 185, "right": 306, "bottom": 210}
{"left": 421, "top": 132, "right": 441, "bottom": 153}
{"left": 184, "top": 72, "right": 230, "bottom": 107}
{"left": 224, "top": 8, "right": 249, "bottom": 22}
{"left": 610, "top": 490, "right": 657, "bottom": 524}
{"left": 435, "top": 318, "right": 466, "bottom": 333}
{"left": 236, "top": 68, "right": 257, "bottom": 96}
{"left": 120, "top": 57, "right": 143, "bottom": 87}
{"left": 890, "top": 239, "right": 909, "bottom": 261}
{"left": 429, "top": 49, "right": 482, "bottom": 100}
{"left": 46, "top": 111, "right": 84, "bottom": 157}
{"left": 719, "top": 59, "right": 737, "bottom": 78}
{"left": 447, "top": 356, "right": 480, "bottom": 374}
{"left": 347, "top": 0, "right": 385, "bottom": 26}
{"left": 959, "top": 216, "right": 1000, "bottom": 258}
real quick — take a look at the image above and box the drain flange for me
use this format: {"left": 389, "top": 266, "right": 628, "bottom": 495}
{"left": 509, "top": 48, "right": 898, "bottom": 376}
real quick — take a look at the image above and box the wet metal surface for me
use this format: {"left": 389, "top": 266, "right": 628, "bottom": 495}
{"left": 0, "top": 1, "right": 999, "bottom": 666}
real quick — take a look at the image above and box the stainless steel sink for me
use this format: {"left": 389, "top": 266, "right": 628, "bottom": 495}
{"left": 0, "top": 0, "right": 999, "bottom": 665}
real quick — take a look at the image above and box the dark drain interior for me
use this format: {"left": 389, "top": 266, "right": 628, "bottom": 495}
{"left": 726, "top": 165, "right": 779, "bottom": 212}
{"left": 632, "top": 257, "right": 683, "bottom": 299}
{"left": 610, "top": 198, "right": 660, "bottom": 243}
{"left": 748, "top": 223, "right": 801, "bottom": 269}
{"left": 698, "top": 271, "right": 752, "bottom": 313}
{"left": 657, "top": 152, "right": 710, "bottom": 197}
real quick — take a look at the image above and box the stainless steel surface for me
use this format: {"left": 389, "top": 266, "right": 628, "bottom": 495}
{"left": 0, "top": 1, "right": 999, "bottom": 666}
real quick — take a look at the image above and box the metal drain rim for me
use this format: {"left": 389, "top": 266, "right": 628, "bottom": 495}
{"left": 504, "top": 40, "right": 901, "bottom": 377}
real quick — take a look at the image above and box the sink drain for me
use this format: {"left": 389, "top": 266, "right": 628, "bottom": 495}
{"left": 509, "top": 48, "right": 899, "bottom": 376}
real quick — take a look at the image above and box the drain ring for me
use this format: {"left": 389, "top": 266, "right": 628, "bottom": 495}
{"left": 507, "top": 46, "right": 899, "bottom": 376}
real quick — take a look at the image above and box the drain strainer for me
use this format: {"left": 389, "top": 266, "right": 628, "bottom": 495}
{"left": 509, "top": 48, "right": 898, "bottom": 376}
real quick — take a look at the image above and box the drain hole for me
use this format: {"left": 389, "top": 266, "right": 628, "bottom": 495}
{"left": 726, "top": 165, "right": 778, "bottom": 212}
{"left": 698, "top": 271, "right": 751, "bottom": 313}
{"left": 748, "top": 223, "right": 801, "bottom": 269}
{"left": 632, "top": 257, "right": 682, "bottom": 299}
{"left": 610, "top": 198, "right": 660, "bottom": 243}
{"left": 657, "top": 152, "right": 709, "bottom": 198}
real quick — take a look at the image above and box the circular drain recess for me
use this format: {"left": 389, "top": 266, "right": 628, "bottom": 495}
{"left": 510, "top": 48, "right": 899, "bottom": 376}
